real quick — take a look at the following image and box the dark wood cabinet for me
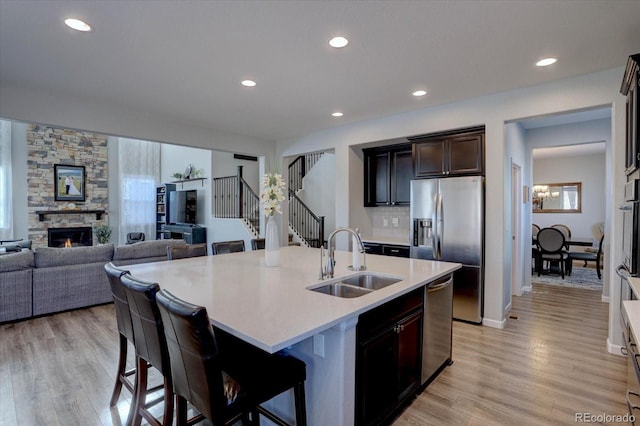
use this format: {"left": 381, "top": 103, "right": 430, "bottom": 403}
{"left": 412, "top": 130, "right": 484, "bottom": 178}
{"left": 621, "top": 54, "right": 640, "bottom": 175}
{"left": 363, "top": 242, "right": 410, "bottom": 258}
{"left": 356, "top": 287, "right": 423, "bottom": 425}
{"left": 364, "top": 144, "right": 412, "bottom": 206}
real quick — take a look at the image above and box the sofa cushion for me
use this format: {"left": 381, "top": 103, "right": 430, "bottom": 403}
{"left": 0, "top": 250, "right": 35, "bottom": 272}
{"left": 34, "top": 244, "right": 114, "bottom": 268}
{"left": 113, "top": 239, "right": 186, "bottom": 261}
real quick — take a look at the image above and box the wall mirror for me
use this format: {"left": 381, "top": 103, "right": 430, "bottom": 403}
{"left": 532, "top": 182, "right": 581, "bottom": 213}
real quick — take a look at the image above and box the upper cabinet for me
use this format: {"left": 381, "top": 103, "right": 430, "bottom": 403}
{"left": 364, "top": 144, "right": 412, "bottom": 207}
{"left": 621, "top": 54, "right": 640, "bottom": 175}
{"left": 411, "top": 129, "right": 484, "bottom": 178}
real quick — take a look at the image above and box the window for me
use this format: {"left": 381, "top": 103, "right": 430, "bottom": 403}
{"left": 118, "top": 138, "right": 160, "bottom": 243}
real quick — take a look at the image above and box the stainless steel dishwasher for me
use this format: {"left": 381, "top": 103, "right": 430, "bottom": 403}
{"left": 421, "top": 273, "right": 453, "bottom": 386}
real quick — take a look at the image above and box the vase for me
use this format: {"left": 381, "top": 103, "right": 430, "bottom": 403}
{"left": 264, "top": 215, "right": 280, "bottom": 267}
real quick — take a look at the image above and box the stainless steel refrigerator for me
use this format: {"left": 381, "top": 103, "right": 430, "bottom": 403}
{"left": 410, "top": 176, "right": 484, "bottom": 323}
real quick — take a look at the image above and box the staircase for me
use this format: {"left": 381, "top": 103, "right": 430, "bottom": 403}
{"left": 213, "top": 166, "right": 260, "bottom": 236}
{"left": 212, "top": 155, "right": 327, "bottom": 246}
{"left": 287, "top": 153, "right": 326, "bottom": 248}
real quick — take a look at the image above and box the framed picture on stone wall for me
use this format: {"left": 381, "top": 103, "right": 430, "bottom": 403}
{"left": 54, "top": 164, "right": 85, "bottom": 201}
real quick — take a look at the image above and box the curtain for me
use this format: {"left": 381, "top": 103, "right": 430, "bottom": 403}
{"left": 117, "top": 137, "right": 160, "bottom": 244}
{"left": 0, "top": 120, "right": 13, "bottom": 240}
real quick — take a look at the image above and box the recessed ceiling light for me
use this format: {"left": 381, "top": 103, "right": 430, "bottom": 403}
{"left": 413, "top": 90, "right": 427, "bottom": 97}
{"left": 536, "top": 58, "right": 557, "bottom": 67}
{"left": 332, "top": 112, "right": 344, "bottom": 117}
{"left": 241, "top": 80, "right": 256, "bottom": 87}
{"left": 329, "top": 36, "right": 349, "bottom": 48}
{"left": 64, "top": 18, "right": 92, "bottom": 32}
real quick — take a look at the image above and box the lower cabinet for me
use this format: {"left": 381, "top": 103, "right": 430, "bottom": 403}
{"left": 356, "top": 287, "right": 424, "bottom": 425}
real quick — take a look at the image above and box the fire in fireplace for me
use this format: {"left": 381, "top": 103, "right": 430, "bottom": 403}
{"left": 48, "top": 227, "right": 93, "bottom": 247}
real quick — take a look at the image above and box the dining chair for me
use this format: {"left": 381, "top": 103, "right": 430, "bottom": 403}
{"left": 531, "top": 224, "right": 541, "bottom": 272}
{"left": 120, "top": 274, "right": 173, "bottom": 426}
{"left": 127, "top": 232, "right": 146, "bottom": 244}
{"left": 568, "top": 234, "right": 605, "bottom": 279}
{"left": 211, "top": 240, "right": 245, "bottom": 255}
{"left": 251, "top": 238, "right": 265, "bottom": 250}
{"left": 156, "top": 289, "right": 307, "bottom": 426}
{"left": 167, "top": 243, "right": 207, "bottom": 260}
{"left": 551, "top": 224, "right": 571, "bottom": 239}
{"left": 536, "top": 227, "right": 569, "bottom": 279}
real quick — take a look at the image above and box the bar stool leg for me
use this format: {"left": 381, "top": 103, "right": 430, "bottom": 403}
{"left": 294, "top": 382, "right": 307, "bottom": 426}
{"left": 129, "top": 357, "right": 148, "bottom": 426}
{"left": 110, "top": 334, "right": 128, "bottom": 406}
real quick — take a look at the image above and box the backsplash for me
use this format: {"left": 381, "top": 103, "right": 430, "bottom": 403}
{"left": 366, "top": 206, "right": 410, "bottom": 243}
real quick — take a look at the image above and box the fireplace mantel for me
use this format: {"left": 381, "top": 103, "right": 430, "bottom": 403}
{"left": 35, "top": 209, "right": 105, "bottom": 221}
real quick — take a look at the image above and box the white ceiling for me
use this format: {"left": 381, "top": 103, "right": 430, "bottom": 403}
{"left": 1, "top": 1, "right": 639, "bottom": 143}
{"left": 532, "top": 142, "right": 606, "bottom": 159}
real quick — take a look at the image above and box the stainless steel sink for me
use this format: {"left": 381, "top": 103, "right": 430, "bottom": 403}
{"left": 339, "top": 274, "right": 402, "bottom": 290}
{"left": 311, "top": 283, "right": 373, "bottom": 298}
{"left": 309, "top": 273, "right": 404, "bottom": 298}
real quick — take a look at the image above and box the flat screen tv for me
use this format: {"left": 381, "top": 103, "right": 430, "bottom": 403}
{"left": 169, "top": 190, "right": 198, "bottom": 225}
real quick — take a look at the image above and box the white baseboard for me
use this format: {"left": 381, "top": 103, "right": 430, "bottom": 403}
{"left": 482, "top": 317, "right": 506, "bottom": 329}
{"left": 601, "top": 295, "right": 610, "bottom": 303}
{"left": 522, "top": 285, "right": 532, "bottom": 293}
{"left": 607, "top": 338, "right": 625, "bottom": 357}
{"left": 505, "top": 302, "right": 512, "bottom": 313}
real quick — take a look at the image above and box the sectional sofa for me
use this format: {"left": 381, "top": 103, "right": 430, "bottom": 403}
{"left": 0, "top": 239, "right": 186, "bottom": 323}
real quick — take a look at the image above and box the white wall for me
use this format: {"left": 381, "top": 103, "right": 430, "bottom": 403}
{"left": 532, "top": 153, "right": 606, "bottom": 237}
{"left": 10, "top": 122, "right": 28, "bottom": 240}
{"left": 504, "top": 122, "right": 527, "bottom": 304}
{"left": 277, "top": 67, "right": 626, "bottom": 345}
{"left": 0, "top": 82, "right": 275, "bottom": 157}
{"left": 296, "top": 152, "right": 336, "bottom": 238}
{"left": 211, "top": 151, "right": 260, "bottom": 193}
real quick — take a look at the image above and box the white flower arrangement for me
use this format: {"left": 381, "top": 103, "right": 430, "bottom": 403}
{"left": 261, "top": 173, "right": 286, "bottom": 216}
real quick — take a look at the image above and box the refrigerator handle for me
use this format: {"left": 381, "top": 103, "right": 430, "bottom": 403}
{"left": 434, "top": 192, "right": 443, "bottom": 259}
{"left": 431, "top": 193, "right": 438, "bottom": 259}
{"left": 437, "top": 192, "right": 444, "bottom": 259}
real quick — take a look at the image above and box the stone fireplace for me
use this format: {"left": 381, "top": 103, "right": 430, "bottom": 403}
{"left": 48, "top": 227, "right": 93, "bottom": 248}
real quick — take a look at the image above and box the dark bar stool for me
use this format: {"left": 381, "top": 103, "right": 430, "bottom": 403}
{"left": 156, "top": 289, "right": 307, "bottom": 426}
{"left": 104, "top": 262, "right": 135, "bottom": 407}
{"left": 120, "top": 274, "right": 174, "bottom": 426}
{"left": 167, "top": 243, "right": 207, "bottom": 260}
{"left": 211, "top": 240, "right": 245, "bottom": 255}
{"left": 251, "top": 238, "right": 265, "bottom": 250}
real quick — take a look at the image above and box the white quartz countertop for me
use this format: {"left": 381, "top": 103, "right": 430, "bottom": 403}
{"left": 628, "top": 276, "right": 640, "bottom": 299}
{"left": 126, "top": 246, "right": 460, "bottom": 353}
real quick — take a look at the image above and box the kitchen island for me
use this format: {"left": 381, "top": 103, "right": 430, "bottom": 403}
{"left": 126, "top": 245, "right": 460, "bottom": 425}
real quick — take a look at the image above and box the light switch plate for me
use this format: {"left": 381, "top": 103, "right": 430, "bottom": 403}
{"left": 392, "top": 217, "right": 399, "bottom": 227}
{"left": 383, "top": 218, "right": 389, "bottom": 227}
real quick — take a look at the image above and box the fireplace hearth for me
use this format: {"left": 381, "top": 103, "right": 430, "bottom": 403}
{"left": 48, "top": 227, "right": 93, "bottom": 248}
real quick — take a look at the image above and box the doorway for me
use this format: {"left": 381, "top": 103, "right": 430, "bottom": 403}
{"left": 510, "top": 162, "right": 523, "bottom": 303}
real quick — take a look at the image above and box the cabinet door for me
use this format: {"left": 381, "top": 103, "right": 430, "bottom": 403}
{"left": 357, "top": 328, "right": 397, "bottom": 425}
{"left": 382, "top": 244, "right": 410, "bottom": 258}
{"left": 448, "top": 134, "right": 484, "bottom": 175}
{"left": 364, "top": 151, "right": 391, "bottom": 206}
{"left": 626, "top": 71, "right": 639, "bottom": 174}
{"left": 396, "top": 311, "right": 423, "bottom": 401}
{"left": 391, "top": 150, "right": 413, "bottom": 205}
{"left": 413, "top": 139, "right": 446, "bottom": 178}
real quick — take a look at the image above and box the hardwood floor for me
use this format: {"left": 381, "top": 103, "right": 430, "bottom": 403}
{"left": 394, "top": 283, "right": 628, "bottom": 426}
{"left": 0, "top": 283, "right": 627, "bottom": 426}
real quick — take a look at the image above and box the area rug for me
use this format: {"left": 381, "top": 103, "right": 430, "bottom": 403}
{"left": 531, "top": 266, "right": 603, "bottom": 291}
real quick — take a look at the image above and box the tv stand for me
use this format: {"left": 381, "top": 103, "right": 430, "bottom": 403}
{"left": 162, "top": 224, "right": 206, "bottom": 244}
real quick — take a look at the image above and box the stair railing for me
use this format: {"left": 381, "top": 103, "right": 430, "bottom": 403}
{"left": 288, "top": 152, "right": 324, "bottom": 193}
{"left": 213, "top": 166, "right": 260, "bottom": 235}
{"left": 288, "top": 189, "right": 325, "bottom": 248}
